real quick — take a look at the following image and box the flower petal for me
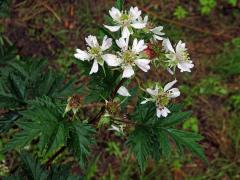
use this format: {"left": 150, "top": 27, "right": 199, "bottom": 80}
{"left": 146, "top": 88, "right": 158, "bottom": 96}
{"left": 122, "top": 65, "right": 134, "bottom": 78}
{"left": 89, "top": 59, "right": 99, "bottom": 74}
{"left": 167, "top": 88, "right": 180, "bottom": 98}
{"left": 116, "top": 37, "right": 128, "bottom": 51}
{"left": 130, "top": 22, "right": 146, "bottom": 29}
{"left": 177, "top": 61, "right": 194, "bottom": 72}
{"left": 74, "top": 49, "right": 90, "bottom": 61}
{"left": 162, "top": 107, "right": 171, "bottom": 117}
{"left": 164, "top": 79, "right": 177, "bottom": 92}
{"left": 104, "top": 25, "right": 121, "bottom": 32}
{"left": 141, "top": 98, "right": 151, "bottom": 104}
{"left": 102, "top": 54, "right": 122, "bottom": 67}
{"left": 85, "top": 35, "right": 99, "bottom": 48}
{"left": 176, "top": 40, "right": 186, "bottom": 53}
{"left": 162, "top": 38, "right": 175, "bottom": 53}
{"left": 134, "top": 59, "right": 150, "bottom": 72}
{"left": 150, "top": 26, "right": 164, "bottom": 35}
{"left": 122, "top": 26, "right": 131, "bottom": 38}
{"left": 117, "top": 86, "right": 131, "bottom": 97}
{"left": 132, "top": 39, "right": 147, "bottom": 54}
{"left": 129, "top": 7, "right": 142, "bottom": 21}
{"left": 109, "top": 7, "right": 121, "bottom": 22}
{"left": 156, "top": 107, "right": 170, "bottom": 118}
{"left": 101, "top": 36, "right": 112, "bottom": 51}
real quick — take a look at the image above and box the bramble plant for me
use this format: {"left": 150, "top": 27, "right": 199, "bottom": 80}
{"left": 1, "top": 0, "right": 206, "bottom": 177}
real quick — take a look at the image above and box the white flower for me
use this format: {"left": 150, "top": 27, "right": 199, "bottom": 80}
{"left": 104, "top": 7, "right": 147, "bottom": 38}
{"left": 104, "top": 37, "right": 150, "bottom": 78}
{"left": 150, "top": 26, "right": 165, "bottom": 41}
{"left": 117, "top": 86, "right": 131, "bottom": 97}
{"left": 141, "top": 80, "right": 180, "bottom": 118}
{"left": 163, "top": 39, "right": 194, "bottom": 72}
{"left": 137, "top": 16, "right": 165, "bottom": 41}
{"left": 74, "top": 35, "right": 112, "bottom": 74}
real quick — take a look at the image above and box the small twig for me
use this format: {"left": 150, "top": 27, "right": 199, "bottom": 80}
{"left": 41, "top": 2, "right": 61, "bottom": 22}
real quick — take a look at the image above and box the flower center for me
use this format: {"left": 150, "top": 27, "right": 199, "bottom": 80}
{"left": 177, "top": 50, "right": 190, "bottom": 62}
{"left": 156, "top": 93, "right": 169, "bottom": 107}
{"left": 122, "top": 51, "right": 135, "bottom": 64}
{"left": 89, "top": 47, "right": 102, "bottom": 58}
{"left": 120, "top": 13, "right": 131, "bottom": 25}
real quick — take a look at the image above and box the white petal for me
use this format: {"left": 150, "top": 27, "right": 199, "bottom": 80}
{"left": 176, "top": 40, "right": 186, "bottom": 53}
{"left": 156, "top": 108, "right": 162, "bottom": 118}
{"left": 108, "top": 125, "right": 120, "bottom": 132}
{"left": 141, "top": 98, "right": 151, "bottom": 104}
{"left": 104, "top": 25, "right": 121, "bottom": 32}
{"left": 153, "top": 35, "right": 163, "bottom": 41}
{"left": 132, "top": 39, "right": 147, "bottom": 54}
{"left": 116, "top": 37, "right": 128, "bottom": 51}
{"left": 130, "top": 22, "right": 146, "bottom": 29}
{"left": 134, "top": 59, "right": 150, "bottom": 72}
{"left": 162, "top": 38, "right": 175, "bottom": 53}
{"left": 117, "top": 86, "right": 131, "bottom": 97}
{"left": 146, "top": 88, "right": 158, "bottom": 96}
{"left": 164, "top": 79, "right": 177, "bottom": 92}
{"left": 85, "top": 35, "right": 99, "bottom": 48}
{"left": 150, "top": 26, "right": 164, "bottom": 35}
{"left": 122, "top": 26, "right": 131, "bottom": 38}
{"left": 102, "top": 54, "right": 122, "bottom": 67}
{"left": 161, "top": 107, "right": 171, "bottom": 117}
{"left": 129, "top": 7, "right": 141, "bottom": 21}
{"left": 177, "top": 61, "right": 194, "bottom": 72}
{"left": 74, "top": 49, "right": 90, "bottom": 61}
{"left": 167, "top": 68, "right": 174, "bottom": 75}
{"left": 156, "top": 107, "right": 170, "bottom": 118}
{"left": 122, "top": 65, "right": 134, "bottom": 78}
{"left": 167, "top": 88, "right": 180, "bottom": 98}
{"left": 89, "top": 59, "right": 99, "bottom": 74}
{"left": 143, "top": 15, "right": 149, "bottom": 23}
{"left": 101, "top": 36, "right": 112, "bottom": 51}
{"left": 109, "top": 7, "right": 121, "bottom": 22}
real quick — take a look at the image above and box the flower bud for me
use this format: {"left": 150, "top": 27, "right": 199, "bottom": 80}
{"left": 64, "top": 94, "right": 82, "bottom": 115}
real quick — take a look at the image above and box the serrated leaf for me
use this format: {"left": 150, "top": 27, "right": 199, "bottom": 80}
{"left": 165, "top": 128, "right": 207, "bottom": 162}
{"left": 115, "top": 0, "right": 124, "bottom": 11}
{"left": 69, "top": 122, "right": 95, "bottom": 168}
{"left": 20, "top": 151, "right": 48, "bottom": 180}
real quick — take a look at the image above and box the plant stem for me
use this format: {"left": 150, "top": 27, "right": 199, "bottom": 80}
{"left": 90, "top": 78, "right": 126, "bottom": 124}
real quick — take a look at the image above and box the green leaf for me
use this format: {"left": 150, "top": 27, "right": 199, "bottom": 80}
{"left": 4, "top": 97, "right": 67, "bottom": 157}
{"left": 115, "top": 0, "right": 124, "bottom": 11}
{"left": 127, "top": 125, "right": 152, "bottom": 171}
{"left": 20, "top": 151, "right": 48, "bottom": 180}
{"left": 158, "top": 111, "right": 191, "bottom": 127}
{"left": 0, "top": 111, "right": 20, "bottom": 133}
{"left": 69, "top": 122, "right": 96, "bottom": 168}
{"left": 165, "top": 128, "right": 207, "bottom": 162}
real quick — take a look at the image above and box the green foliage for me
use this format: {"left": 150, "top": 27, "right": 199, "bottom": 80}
{"left": 183, "top": 117, "right": 199, "bottom": 133}
{"left": 127, "top": 102, "right": 206, "bottom": 171}
{"left": 227, "top": 0, "right": 237, "bottom": 6}
{"left": 213, "top": 38, "right": 240, "bottom": 77}
{"left": 174, "top": 6, "right": 188, "bottom": 20}
{"left": 0, "top": 0, "right": 11, "bottom": 18}
{"left": 2, "top": 151, "right": 82, "bottom": 180}
{"left": 4, "top": 97, "right": 67, "bottom": 156}
{"left": 69, "top": 121, "right": 96, "bottom": 168}
{"left": 199, "top": 0, "right": 217, "bottom": 15}
{"left": 115, "top": 0, "right": 124, "bottom": 11}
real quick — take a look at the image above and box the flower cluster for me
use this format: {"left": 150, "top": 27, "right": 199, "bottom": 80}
{"left": 74, "top": 5, "right": 194, "bottom": 119}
